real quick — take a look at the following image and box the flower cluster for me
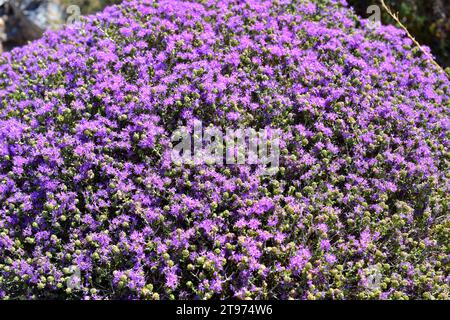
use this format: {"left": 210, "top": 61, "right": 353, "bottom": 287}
{"left": 0, "top": 0, "right": 449, "bottom": 300}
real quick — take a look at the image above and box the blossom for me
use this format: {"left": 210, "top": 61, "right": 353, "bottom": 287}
{"left": 0, "top": 0, "right": 448, "bottom": 300}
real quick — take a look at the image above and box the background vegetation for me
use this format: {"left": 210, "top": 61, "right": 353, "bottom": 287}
{"left": 348, "top": 0, "right": 450, "bottom": 68}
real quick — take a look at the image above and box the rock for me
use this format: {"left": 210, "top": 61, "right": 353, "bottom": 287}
{"left": 0, "top": 0, "right": 63, "bottom": 49}
{"left": 0, "top": 17, "right": 5, "bottom": 52}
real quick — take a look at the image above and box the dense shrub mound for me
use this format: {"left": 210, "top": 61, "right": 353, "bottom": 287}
{"left": 0, "top": 0, "right": 449, "bottom": 299}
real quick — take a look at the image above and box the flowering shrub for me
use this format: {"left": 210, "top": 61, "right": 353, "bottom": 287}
{"left": 0, "top": 0, "right": 449, "bottom": 300}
